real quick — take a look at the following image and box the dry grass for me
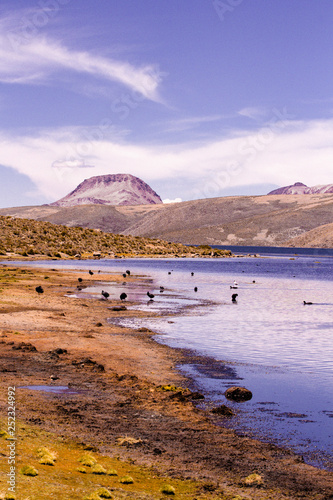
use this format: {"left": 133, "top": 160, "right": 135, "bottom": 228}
{"left": 0, "top": 215, "right": 231, "bottom": 259}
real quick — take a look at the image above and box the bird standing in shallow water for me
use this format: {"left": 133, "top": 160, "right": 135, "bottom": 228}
{"left": 88, "top": 270, "right": 94, "bottom": 275}
{"left": 232, "top": 293, "right": 238, "bottom": 302}
{"left": 120, "top": 292, "right": 127, "bottom": 301}
{"left": 303, "top": 301, "right": 313, "bottom": 305}
{"left": 194, "top": 287, "right": 198, "bottom": 292}
{"left": 35, "top": 286, "right": 44, "bottom": 295}
{"left": 147, "top": 291, "right": 155, "bottom": 299}
{"left": 101, "top": 290, "right": 109, "bottom": 300}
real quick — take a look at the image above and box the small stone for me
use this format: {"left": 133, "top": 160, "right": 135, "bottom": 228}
{"left": 225, "top": 386, "right": 252, "bottom": 402}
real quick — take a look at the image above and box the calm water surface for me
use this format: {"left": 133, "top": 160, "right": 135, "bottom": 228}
{"left": 9, "top": 252, "right": 333, "bottom": 469}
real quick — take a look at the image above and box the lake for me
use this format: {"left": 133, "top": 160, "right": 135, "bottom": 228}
{"left": 7, "top": 249, "right": 333, "bottom": 470}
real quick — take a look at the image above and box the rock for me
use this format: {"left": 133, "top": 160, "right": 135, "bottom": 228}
{"left": 224, "top": 386, "right": 252, "bottom": 402}
{"left": 211, "top": 404, "right": 234, "bottom": 416}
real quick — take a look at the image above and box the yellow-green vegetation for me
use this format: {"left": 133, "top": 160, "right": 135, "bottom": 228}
{"left": 0, "top": 215, "right": 232, "bottom": 259}
{"left": 20, "top": 465, "right": 38, "bottom": 477}
{"left": 161, "top": 484, "right": 176, "bottom": 495}
{"left": 106, "top": 468, "right": 118, "bottom": 476}
{"left": 91, "top": 464, "right": 107, "bottom": 475}
{"left": 242, "top": 473, "right": 264, "bottom": 487}
{"left": 158, "top": 384, "right": 185, "bottom": 392}
{"left": 95, "top": 487, "right": 113, "bottom": 498}
{"left": 78, "top": 454, "right": 97, "bottom": 467}
{"left": 0, "top": 419, "right": 231, "bottom": 500}
{"left": 36, "top": 446, "right": 57, "bottom": 466}
{"left": 119, "top": 475, "right": 134, "bottom": 484}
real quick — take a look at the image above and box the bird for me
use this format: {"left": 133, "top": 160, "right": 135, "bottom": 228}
{"left": 101, "top": 290, "right": 109, "bottom": 300}
{"left": 191, "top": 272, "right": 194, "bottom": 276}
{"left": 122, "top": 273, "right": 127, "bottom": 278}
{"left": 35, "top": 286, "right": 44, "bottom": 295}
{"left": 120, "top": 292, "right": 127, "bottom": 301}
{"left": 147, "top": 291, "right": 155, "bottom": 299}
{"left": 168, "top": 271, "right": 171, "bottom": 275}
{"left": 232, "top": 293, "right": 238, "bottom": 302}
{"left": 78, "top": 277, "right": 83, "bottom": 283}
{"left": 194, "top": 287, "right": 198, "bottom": 292}
{"left": 159, "top": 286, "right": 165, "bottom": 292}
{"left": 126, "top": 270, "right": 130, "bottom": 275}
{"left": 303, "top": 301, "right": 313, "bottom": 305}
{"left": 88, "top": 270, "right": 94, "bottom": 275}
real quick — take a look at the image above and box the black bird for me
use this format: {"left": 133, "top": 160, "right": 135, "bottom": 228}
{"left": 303, "top": 301, "right": 313, "bottom": 305}
{"left": 159, "top": 286, "right": 165, "bottom": 292}
{"left": 168, "top": 271, "right": 171, "bottom": 275}
{"left": 35, "top": 286, "right": 44, "bottom": 295}
{"left": 78, "top": 277, "right": 83, "bottom": 283}
{"left": 120, "top": 292, "right": 127, "bottom": 301}
{"left": 191, "top": 272, "right": 194, "bottom": 276}
{"left": 147, "top": 291, "right": 155, "bottom": 299}
{"left": 101, "top": 290, "right": 109, "bottom": 300}
{"left": 126, "top": 270, "right": 130, "bottom": 275}
{"left": 232, "top": 293, "right": 238, "bottom": 302}
{"left": 122, "top": 273, "right": 127, "bottom": 278}
{"left": 88, "top": 270, "right": 94, "bottom": 275}
{"left": 194, "top": 287, "right": 198, "bottom": 292}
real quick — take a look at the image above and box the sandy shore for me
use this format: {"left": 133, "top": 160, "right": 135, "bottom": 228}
{"left": 0, "top": 263, "right": 332, "bottom": 500}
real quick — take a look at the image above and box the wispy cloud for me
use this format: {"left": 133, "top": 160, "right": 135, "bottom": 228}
{"left": 0, "top": 116, "right": 332, "bottom": 202}
{"left": 161, "top": 114, "right": 227, "bottom": 133}
{"left": 0, "top": 13, "right": 163, "bottom": 101}
{"left": 237, "top": 106, "right": 267, "bottom": 120}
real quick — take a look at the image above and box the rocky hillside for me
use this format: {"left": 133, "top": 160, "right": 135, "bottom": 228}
{"left": 0, "top": 216, "right": 230, "bottom": 259}
{"left": 1, "top": 193, "right": 333, "bottom": 248}
{"left": 51, "top": 173, "right": 162, "bottom": 207}
{"left": 268, "top": 182, "right": 333, "bottom": 195}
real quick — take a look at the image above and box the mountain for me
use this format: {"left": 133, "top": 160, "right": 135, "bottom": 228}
{"left": 1, "top": 192, "right": 333, "bottom": 248}
{"left": 268, "top": 182, "right": 333, "bottom": 195}
{"left": 50, "top": 173, "right": 162, "bottom": 207}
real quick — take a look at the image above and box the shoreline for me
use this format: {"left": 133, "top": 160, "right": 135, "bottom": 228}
{"left": 0, "top": 263, "right": 332, "bottom": 499}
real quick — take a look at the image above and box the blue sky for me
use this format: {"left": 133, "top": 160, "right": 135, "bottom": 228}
{"left": 0, "top": 0, "right": 333, "bottom": 207}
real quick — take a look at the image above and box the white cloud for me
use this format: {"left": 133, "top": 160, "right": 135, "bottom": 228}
{"left": 163, "top": 198, "right": 182, "bottom": 204}
{"left": 0, "top": 14, "right": 162, "bottom": 101}
{"left": 0, "top": 116, "right": 333, "bottom": 203}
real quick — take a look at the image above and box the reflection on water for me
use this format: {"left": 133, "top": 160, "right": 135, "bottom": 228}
{"left": 18, "top": 385, "right": 79, "bottom": 394}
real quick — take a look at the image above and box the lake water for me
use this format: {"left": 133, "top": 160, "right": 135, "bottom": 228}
{"left": 7, "top": 250, "right": 333, "bottom": 470}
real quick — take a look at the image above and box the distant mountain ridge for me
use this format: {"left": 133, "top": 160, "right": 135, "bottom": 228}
{"left": 50, "top": 173, "right": 162, "bottom": 207}
{"left": 268, "top": 182, "right": 333, "bottom": 195}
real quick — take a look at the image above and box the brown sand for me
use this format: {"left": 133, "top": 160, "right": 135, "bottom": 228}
{"left": 0, "top": 264, "right": 332, "bottom": 499}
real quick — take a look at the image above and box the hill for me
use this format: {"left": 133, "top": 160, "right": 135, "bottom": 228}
{"left": 51, "top": 173, "right": 162, "bottom": 207}
{"left": 1, "top": 193, "right": 333, "bottom": 248}
{"left": 0, "top": 215, "right": 230, "bottom": 259}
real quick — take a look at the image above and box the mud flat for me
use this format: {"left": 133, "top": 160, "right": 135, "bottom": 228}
{"left": 0, "top": 264, "right": 332, "bottom": 500}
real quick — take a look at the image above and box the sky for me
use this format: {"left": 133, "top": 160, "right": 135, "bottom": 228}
{"left": 0, "top": 0, "right": 333, "bottom": 207}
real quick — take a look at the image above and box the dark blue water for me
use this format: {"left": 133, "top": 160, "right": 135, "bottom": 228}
{"left": 5, "top": 250, "right": 333, "bottom": 470}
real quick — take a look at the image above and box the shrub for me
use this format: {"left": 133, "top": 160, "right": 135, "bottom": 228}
{"left": 20, "top": 465, "right": 38, "bottom": 476}
{"left": 96, "top": 487, "right": 113, "bottom": 498}
{"left": 78, "top": 454, "right": 96, "bottom": 467}
{"left": 106, "top": 468, "right": 118, "bottom": 476}
{"left": 160, "top": 484, "right": 176, "bottom": 495}
{"left": 91, "top": 463, "right": 107, "bottom": 475}
{"left": 119, "top": 475, "right": 134, "bottom": 484}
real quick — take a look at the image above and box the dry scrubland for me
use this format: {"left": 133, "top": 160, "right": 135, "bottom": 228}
{"left": 1, "top": 193, "right": 333, "bottom": 248}
{"left": 0, "top": 216, "right": 231, "bottom": 259}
